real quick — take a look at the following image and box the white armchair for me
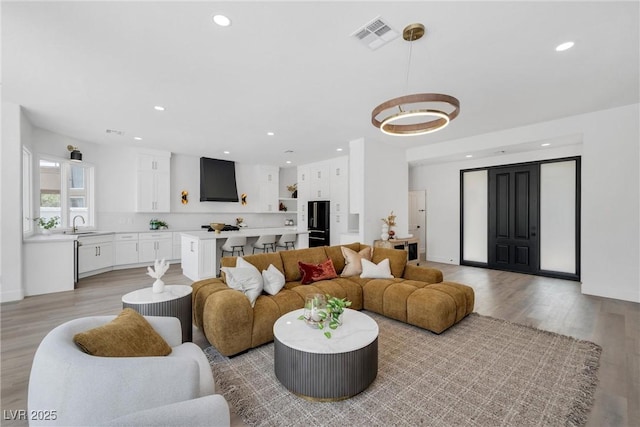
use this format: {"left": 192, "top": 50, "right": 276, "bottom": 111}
{"left": 28, "top": 315, "right": 230, "bottom": 426}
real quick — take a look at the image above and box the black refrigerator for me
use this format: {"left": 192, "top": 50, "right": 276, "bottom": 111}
{"left": 308, "top": 200, "right": 330, "bottom": 247}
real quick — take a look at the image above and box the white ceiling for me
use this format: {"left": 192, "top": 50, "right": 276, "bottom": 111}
{"left": 3, "top": 1, "right": 639, "bottom": 167}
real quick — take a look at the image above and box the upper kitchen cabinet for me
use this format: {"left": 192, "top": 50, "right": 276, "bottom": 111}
{"left": 329, "top": 156, "right": 349, "bottom": 214}
{"left": 259, "top": 165, "right": 279, "bottom": 212}
{"left": 136, "top": 150, "right": 171, "bottom": 213}
{"left": 309, "top": 164, "right": 330, "bottom": 200}
{"left": 297, "top": 166, "right": 309, "bottom": 227}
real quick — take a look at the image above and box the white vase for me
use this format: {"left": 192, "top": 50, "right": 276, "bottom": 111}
{"left": 152, "top": 279, "right": 165, "bottom": 293}
{"left": 381, "top": 224, "right": 389, "bottom": 241}
{"left": 41, "top": 229, "right": 51, "bottom": 235}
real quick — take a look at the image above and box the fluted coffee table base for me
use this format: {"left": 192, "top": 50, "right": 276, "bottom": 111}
{"left": 273, "top": 309, "right": 379, "bottom": 400}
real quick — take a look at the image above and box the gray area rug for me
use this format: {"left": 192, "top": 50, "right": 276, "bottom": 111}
{"left": 204, "top": 312, "right": 601, "bottom": 427}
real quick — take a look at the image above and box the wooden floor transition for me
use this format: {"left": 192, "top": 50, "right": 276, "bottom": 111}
{"left": 1, "top": 262, "right": 638, "bottom": 427}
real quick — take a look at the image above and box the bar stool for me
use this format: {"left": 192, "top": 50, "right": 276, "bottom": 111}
{"left": 252, "top": 235, "right": 276, "bottom": 254}
{"left": 276, "top": 234, "right": 296, "bottom": 251}
{"left": 220, "top": 236, "right": 247, "bottom": 258}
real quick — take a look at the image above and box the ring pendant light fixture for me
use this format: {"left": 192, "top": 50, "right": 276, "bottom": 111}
{"left": 371, "top": 23, "right": 460, "bottom": 136}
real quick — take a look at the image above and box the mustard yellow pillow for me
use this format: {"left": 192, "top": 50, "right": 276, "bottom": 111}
{"left": 73, "top": 308, "right": 172, "bottom": 357}
{"left": 341, "top": 246, "right": 373, "bottom": 277}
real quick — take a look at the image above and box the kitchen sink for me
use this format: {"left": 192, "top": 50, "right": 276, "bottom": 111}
{"left": 65, "top": 231, "right": 99, "bottom": 235}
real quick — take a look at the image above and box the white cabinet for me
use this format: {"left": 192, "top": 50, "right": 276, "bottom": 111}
{"left": 173, "top": 232, "right": 182, "bottom": 260}
{"left": 297, "top": 166, "right": 310, "bottom": 228}
{"left": 181, "top": 235, "right": 198, "bottom": 278}
{"left": 181, "top": 235, "right": 216, "bottom": 280}
{"left": 331, "top": 213, "right": 349, "bottom": 246}
{"left": 136, "top": 151, "right": 171, "bottom": 213}
{"left": 259, "top": 165, "right": 279, "bottom": 212}
{"left": 114, "top": 233, "right": 139, "bottom": 266}
{"left": 139, "top": 232, "right": 173, "bottom": 263}
{"left": 330, "top": 156, "right": 349, "bottom": 245}
{"left": 309, "top": 165, "right": 330, "bottom": 200}
{"left": 78, "top": 234, "right": 114, "bottom": 274}
{"left": 138, "top": 154, "right": 170, "bottom": 173}
{"left": 24, "top": 240, "right": 75, "bottom": 296}
{"left": 330, "top": 156, "right": 349, "bottom": 214}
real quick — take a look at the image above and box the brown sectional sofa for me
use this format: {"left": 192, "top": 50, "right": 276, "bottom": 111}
{"left": 192, "top": 242, "right": 474, "bottom": 356}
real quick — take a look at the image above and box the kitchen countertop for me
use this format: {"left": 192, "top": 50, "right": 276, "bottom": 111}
{"left": 181, "top": 226, "right": 305, "bottom": 240}
{"left": 23, "top": 231, "right": 116, "bottom": 243}
{"left": 24, "top": 227, "right": 306, "bottom": 243}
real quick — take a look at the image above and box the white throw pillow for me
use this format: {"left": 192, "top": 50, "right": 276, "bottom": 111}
{"left": 262, "top": 264, "right": 285, "bottom": 295}
{"left": 236, "top": 257, "right": 257, "bottom": 271}
{"left": 222, "top": 257, "right": 263, "bottom": 307}
{"left": 360, "top": 258, "right": 394, "bottom": 279}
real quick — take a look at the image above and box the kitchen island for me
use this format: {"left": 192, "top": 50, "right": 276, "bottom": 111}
{"left": 180, "top": 227, "right": 308, "bottom": 281}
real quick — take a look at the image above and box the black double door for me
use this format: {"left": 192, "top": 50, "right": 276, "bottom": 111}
{"left": 488, "top": 164, "right": 539, "bottom": 274}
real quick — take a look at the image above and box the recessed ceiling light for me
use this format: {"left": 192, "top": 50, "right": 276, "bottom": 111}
{"left": 133, "top": 136, "right": 142, "bottom": 141}
{"left": 555, "top": 41, "right": 574, "bottom": 52}
{"left": 154, "top": 105, "right": 165, "bottom": 111}
{"left": 286, "top": 160, "right": 292, "bottom": 164}
{"left": 541, "top": 143, "right": 551, "bottom": 147}
{"left": 336, "top": 148, "right": 343, "bottom": 152}
{"left": 267, "top": 132, "right": 275, "bottom": 136}
{"left": 465, "top": 154, "right": 473, "bottom": 158}
{"left": 223, "top": 150, "right": 230, "bottom": 154}
{"left": 213, "top": 14, "right": 231, "bottom": 27}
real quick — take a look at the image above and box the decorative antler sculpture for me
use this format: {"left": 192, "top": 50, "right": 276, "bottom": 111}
{"left": 147, "top": 258, "right": 169, "bottom": 293}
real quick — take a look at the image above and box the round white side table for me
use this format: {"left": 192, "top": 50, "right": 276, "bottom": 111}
{"left": 122, "top": 285, "right": 193, "bottom": 342}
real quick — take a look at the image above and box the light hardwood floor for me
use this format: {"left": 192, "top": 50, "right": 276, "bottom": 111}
{"left": 1, "top": 262, "right": 638, "bottom": 426}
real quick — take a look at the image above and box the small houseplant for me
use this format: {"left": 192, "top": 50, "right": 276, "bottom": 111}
{"left": 34, "top": 216, "right": 60, "bottom": 233}
{"left": 299, "top": 294, "right": 352, "bottom": 339}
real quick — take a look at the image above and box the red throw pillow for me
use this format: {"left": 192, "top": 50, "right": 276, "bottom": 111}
{"left": 298, "top": 259, "right": 338, "bottom": 284}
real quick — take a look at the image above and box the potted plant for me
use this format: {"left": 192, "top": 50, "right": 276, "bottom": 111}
{"left": 299, "top": 294, "right": 352, "bottom": 338}
{"left": 34, "top": 216, "right": 60, "bottom": 234}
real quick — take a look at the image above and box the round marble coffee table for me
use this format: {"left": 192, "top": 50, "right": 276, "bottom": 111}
{"left": 273, "top": 308, "right": 378, "bottom": 401}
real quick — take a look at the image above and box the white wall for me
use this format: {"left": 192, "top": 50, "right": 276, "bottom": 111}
{"left": 581, "top": 105, "right": 639, "bottom": 302}
{"left": 362, "top": 139, "right": 409, "bottom": 245}
{"left": 409, "top": 104, "right": 640, "bottom": 303}
{"left": 1, "top": 103, "right": 29, "bottom": 302}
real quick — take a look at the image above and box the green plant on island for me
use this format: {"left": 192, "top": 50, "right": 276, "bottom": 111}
{"left": 34, "top": 216, "right": 60, "bottom": 230}
{"left": 298, "top": 295, "right": 352, "bottom": 339}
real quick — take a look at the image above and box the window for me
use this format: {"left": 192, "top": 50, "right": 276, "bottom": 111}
{"left": 38, "top": 156, "right": 94, "bottom": 229}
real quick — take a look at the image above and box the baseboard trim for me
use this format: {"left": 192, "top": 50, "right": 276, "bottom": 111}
{"left": 0, "top": 288, "right": 25, "bottom": 303}
{"left": 427, "top": 256, "right": 458, "bottom": 265}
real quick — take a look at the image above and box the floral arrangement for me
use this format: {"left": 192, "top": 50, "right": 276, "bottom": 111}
{"left": 287, "top": 183, "right": 297, "bottom": 193}
{"left": 381, "top": 211, "right": 396, "bottom": 227}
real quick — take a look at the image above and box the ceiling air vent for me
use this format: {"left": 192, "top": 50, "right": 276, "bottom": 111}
{"left": 105, "top": 129, "right": 124, "bottom": 136}
{"left": 351, "top": 16, "right": 398, "bottom": 50}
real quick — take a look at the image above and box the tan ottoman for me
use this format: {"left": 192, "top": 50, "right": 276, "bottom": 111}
{"left": 406, "top": 281, "right": 474, "bottom": 334}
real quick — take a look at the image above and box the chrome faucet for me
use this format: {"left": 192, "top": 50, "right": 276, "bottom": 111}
{"left": 72, "top": 215, "right": 85, "bottom": 233}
